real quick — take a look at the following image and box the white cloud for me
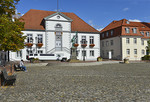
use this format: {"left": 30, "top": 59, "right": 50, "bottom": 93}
{"left": 97, "top": 28, "right": 104, "bottom": 31}
{"left": 88, "top": 20, "right": 102, "bottom": 31}
{"left": 129, "top": 19, "right": 141, "bottom": 22}
{"left": 123, "top": 8, "right": 129, "bottom": 11}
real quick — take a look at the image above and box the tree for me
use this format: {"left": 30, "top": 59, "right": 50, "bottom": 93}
{"left": 146, "top": 39, "right": 150, "bottom": 55}
{"left": 0, "top": 0, "right": 20, "bottom": 17}
{"left": 0, "top": 15, "right": 26, "bottom": 61}
{"left": 0, "top": 0, "right": 25, "bottom": 62}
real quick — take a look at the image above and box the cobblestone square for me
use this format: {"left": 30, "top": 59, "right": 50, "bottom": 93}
{"left": 1, "top": 63, "right": 150, "bottom": 102}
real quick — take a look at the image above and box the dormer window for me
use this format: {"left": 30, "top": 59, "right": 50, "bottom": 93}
{"left": 111, "top": 30, "right": 113, "bottom": 36}
{"left": 146, "top": 32, "right": 149, "bottom": 37}
{"left": 125, "top": 27, "right": 130, "bottom": 33}
{"left": 106, "top": 32, "right": 109, "bottom": 37}
{"left": 140, "top": 31, "right": 144, "bottom": 35}
{"left": 126, "top": 21, "right": 130, "bottom": 24}
{"left": 102, "top": 33, "right": 104, "bottom": 38}
{"left": 132, "top": 28, "right": 137, "bottom": 34}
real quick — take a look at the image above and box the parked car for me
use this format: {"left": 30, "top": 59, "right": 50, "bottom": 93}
{"left": 26, "top": 54, "right": 67, "bottom": 62}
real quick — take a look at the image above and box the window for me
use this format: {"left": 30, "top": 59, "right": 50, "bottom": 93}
{"left": 126, "top": 38, "right": 130, "bottom": 44}
{"left": 16, "top": 51, "right": 22, "bottom": 58}
{"left": 102, "top": 50, "right": 104, "bottom": 56}
{"left": 111, "top": 50, "right": 114, "bottom": 56}
{"left": 140, "top": 31, "right": 144, "bottom": 35}
{"left": 142, "top": 50, "right": 145, "bottom": 55}
{"left": 27, "top": 34, "right": 33, "bottom": 43}
{"left": 110, "top": 40, "right": 113, "bottom": 45}
{"left": 102, "top": 41, "right": 104, "bottom": 47}
{"left": 106, "top": 41, "right": 109, "bottom": 46}
{"left": 141, "top": 40, "right": 144, "bottom": 45}
{"left": 111, "top": 30, "right": 113, "bottom": 36}
{"left": 89, "top": 36, "right": 94, "bottom": 44}
{"left": 102, "top": 33, "right": 104, "bottom": 38}
{"left": 132, "top": 28, "right": 137, "bottom": 33}
{"left": 27, "top": 50, "right": 33, "bottom": 55}
{"left": 55, "top": 23, "right": 62, "bottom": 31}
{"left": 126, "top": 21, "right": 130, "bottom": 24}
{"left": 90, "top": 50, "right": 94, "bottom": 56}
{"left": 106, "top": 32, "right": 109, "bottom": 37}
{"left": 126, "top": 49, "right": 130, "bottom": 55}
{"left": 82, "top": 50, "right": 86, "bottom": 56}
{"left": 81, "top": 36, "right": 87, "bottom": 44}
{"left": 134, "top": 49, "right": 137, "bottom": 54}
{"left": 133, "top": 38, "right": 137, "bottom": 44}
{"left": 37, "top": 34, "right": 43, "bottom": 43}
{"left": 125, "top": 28, "right": 130, "bottom": 33}
{"left": 38, "top": 50, "right": 43, "bottom": 54}
{"left": 146, "top": 32, "right": 149, "bottom": 37}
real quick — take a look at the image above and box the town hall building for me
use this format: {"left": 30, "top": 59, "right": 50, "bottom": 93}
{"left": 9, "top": 9, "right": 100, "bottom": 61}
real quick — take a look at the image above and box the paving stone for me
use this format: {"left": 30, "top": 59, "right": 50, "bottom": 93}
{"left": 1, "top": 63, "right": 150, "bottom": 101}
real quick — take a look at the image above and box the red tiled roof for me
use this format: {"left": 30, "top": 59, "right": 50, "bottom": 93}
{"left": 100, "top": 19, "right": 150, "bottom": 39}
{"left": 20, "top": 9, "right": 99, "bottom": 33}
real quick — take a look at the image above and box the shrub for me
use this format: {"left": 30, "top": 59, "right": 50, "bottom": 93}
{"left": 141, "top": 55, "right": 150, "bottom": 60}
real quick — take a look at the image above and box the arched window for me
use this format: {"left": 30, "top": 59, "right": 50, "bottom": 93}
{"left": 55, "top": 24, "right": 62, "bottom": 31}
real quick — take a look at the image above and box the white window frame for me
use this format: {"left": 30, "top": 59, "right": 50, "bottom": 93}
{"left": 125, "top": 28, "right": 130, "bottom": 33}
{"left": 38, "top": 50, "right": 43, "bottom": 54}
{"left": 81, "top": 36, "right": 87, "bottom": 44}
{"left": 141, "top": 31, "right": 144, "bottom": 35}
{"left": 27, "top": 34, "right": 33, "bottom": 43}
{"left": 90, "top": 50, "right": 94, "bottom": 57}
{"left": 126, "top": 38, "right": 130, "bottom": 44}
{"left": 16, "top": 51, "right": 22, "bottom": 58}
{"left": 126, "top": 49, "right": 130, "bottom": 55}
{"left": 141, "top": 40, "right": 144, "bottom": 45}
{"left": 142, "top": 50, "right": 145, "bottom": 55}
{"left": 146, "top": 32, "right": 149, "bottom": 37}
{"left": 134, "top": 49, "right": 137, "bottom": 55}
{"left": 133, "top": 38, "right": 137, "bottom": 44}
{"left": 89, "top": 36, "right": 94, "bottom": 44}
{"left": 132, "top": 28, "right": 137, "bottom": 34}
{"left": 37, "top": 34, "right": 43, "bottom": 43}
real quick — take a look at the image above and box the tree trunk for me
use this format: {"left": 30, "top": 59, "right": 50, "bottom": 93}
{"left": 8, "top": 50, "right": 10, "bottom": 62}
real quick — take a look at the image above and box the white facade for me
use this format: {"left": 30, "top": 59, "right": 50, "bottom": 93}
{"left": 10, "top": 12, "right": 100, "bottom": 61}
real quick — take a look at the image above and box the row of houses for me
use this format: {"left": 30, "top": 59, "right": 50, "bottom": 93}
{"left": 1, "top": 9, "right": 150, "bottom": 62}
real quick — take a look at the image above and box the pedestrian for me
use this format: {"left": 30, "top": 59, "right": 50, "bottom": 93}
{"left": 20, "top": 59, "right": 27, "bottom": 72}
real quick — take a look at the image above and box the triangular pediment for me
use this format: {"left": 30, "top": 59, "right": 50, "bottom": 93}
{"left": 44, "top": 12, "right": 72, "bottom": 22}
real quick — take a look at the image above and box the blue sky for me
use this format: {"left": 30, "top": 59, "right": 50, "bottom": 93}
{"left": 16, "top": 0, "right": 150, "bottom": 31}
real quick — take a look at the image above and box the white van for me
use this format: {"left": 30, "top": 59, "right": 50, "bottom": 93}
{"left": 27, "top": 54, "right": 67, "bottom": 61}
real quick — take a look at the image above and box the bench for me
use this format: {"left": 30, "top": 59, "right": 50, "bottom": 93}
{"left": 2, "top": 69, "right": 16, "bottom": 86}
{"left": 14, "top": 64, "right": 23, "bottom": 71}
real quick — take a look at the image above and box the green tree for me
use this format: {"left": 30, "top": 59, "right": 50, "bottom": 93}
{"left": 146, "top": 39, "right": 150, "bottom": 55}
{"left": 0, "top": 0, "right": 20, "bottom": 17}
{"left": 0, "top": 0, "right": 25, "bottom": 62}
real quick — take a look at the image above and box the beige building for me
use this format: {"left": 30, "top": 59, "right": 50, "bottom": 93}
{"left": 100, "top": 19, "right": 150, "bottom": 60}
